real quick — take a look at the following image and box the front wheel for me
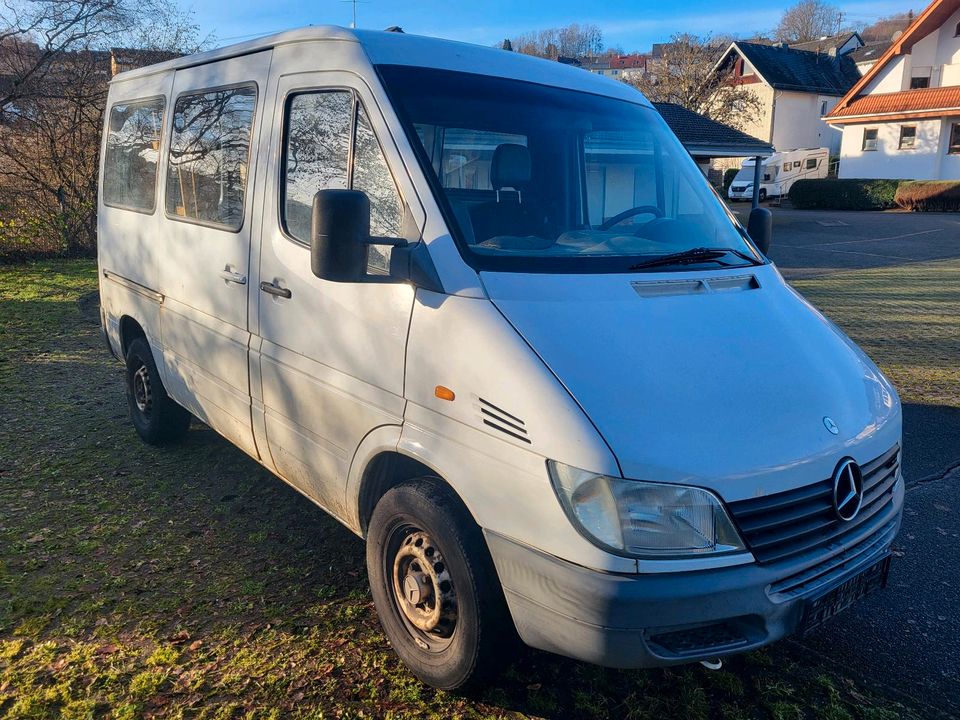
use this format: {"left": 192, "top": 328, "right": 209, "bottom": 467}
{"left": 366, "top": 479, "right": 513, "bottom": 691}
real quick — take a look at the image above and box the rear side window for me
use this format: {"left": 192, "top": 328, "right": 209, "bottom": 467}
{"left": 165, "top": 86, "right": 257, "bottom": 230}
{"left": 103, "top": 98, "right": 165, "bottom": 212}
{"left": 805, "top": 158, "right": 819, "bottom": 169}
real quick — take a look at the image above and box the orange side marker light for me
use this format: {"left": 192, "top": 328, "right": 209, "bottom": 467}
{"left": 435, "top": 386, "right": 455, "bottom": 401}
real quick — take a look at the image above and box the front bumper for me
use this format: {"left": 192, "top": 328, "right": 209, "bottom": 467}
{"left": 485, "top": 486, "right": 902, "bottom": 669}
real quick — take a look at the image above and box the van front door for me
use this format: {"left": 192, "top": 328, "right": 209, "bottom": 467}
{"left": 254, "top": 72, "right": 421, "bottom": 516}
{"left": 158, "top": 52, "right": 271, "bottom": 459}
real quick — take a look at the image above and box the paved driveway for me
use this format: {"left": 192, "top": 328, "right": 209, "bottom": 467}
{"left": 748, "top": 207, "right": 960, "bottom": 715}
{"left": 729, "top": 206, "right": 960, "bottom": 279}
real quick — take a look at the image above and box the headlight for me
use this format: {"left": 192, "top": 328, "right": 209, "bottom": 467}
{"left": 548, "top": 461, "right": 746, "bottom": 558}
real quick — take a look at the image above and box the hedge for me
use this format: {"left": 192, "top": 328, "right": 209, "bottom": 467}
{"left": 723, "top": 168, "right": 739, "bottom": 194}
{"left": 789, "top": 179, "right": 903, "bottom": 210}
{"left": 895, "top": 181, "right": 960, "bottom": 212}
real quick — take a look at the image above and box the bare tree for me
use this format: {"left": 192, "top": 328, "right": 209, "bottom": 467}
{"left": 0, "top": 0, "right": 206, "bottom": 259}
{"left": 627, "top": 34, "right": 763, "bottom": 131}
{"left": 775, "top": 0, "right": 844, "bottom": 43}
{"left": 860, "top": 11, "right": 914, "bottom": 42}
{"left": 511, "top": 23, "right": 603, "bottom": 59}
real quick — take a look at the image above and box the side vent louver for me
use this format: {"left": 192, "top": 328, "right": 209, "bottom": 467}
{"left": 478, "top": 398, "right": 531, "bottom": 444}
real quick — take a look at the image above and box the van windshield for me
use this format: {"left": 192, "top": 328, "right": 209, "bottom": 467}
{"left": 377, "top": 65, "right": 759, "bottom": 272}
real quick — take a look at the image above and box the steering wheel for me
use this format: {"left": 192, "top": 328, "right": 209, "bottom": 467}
{"left": 598, "top": 205, "right": 664, "bottom": 231}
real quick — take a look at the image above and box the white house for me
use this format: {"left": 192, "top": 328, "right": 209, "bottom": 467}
{"left": 826, "top": 0, "right": 960, "bottom": 179}
{"left": 713, "top": 41, "right": 862, "bottom": 155}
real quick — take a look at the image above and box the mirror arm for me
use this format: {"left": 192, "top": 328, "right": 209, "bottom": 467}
{"left": 365, "top": 236, "right": 409, "bottom": 248}
{"left": 389, "top": 241, "right": 443, "bottom": 294}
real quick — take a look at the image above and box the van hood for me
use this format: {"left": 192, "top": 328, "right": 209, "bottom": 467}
{"left": 482, "top": 265, "right": 900, "bottom": 500}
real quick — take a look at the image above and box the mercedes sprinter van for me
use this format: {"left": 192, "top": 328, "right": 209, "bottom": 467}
{"left": 98, "top": 27, "right": 903, "bottom": 690}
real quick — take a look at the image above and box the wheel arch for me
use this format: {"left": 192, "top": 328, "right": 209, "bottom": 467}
{"left": 358, "top": 450, "right": 473, "bottom": 537}
{"left": 351, "top": 436, "right": 475, "bottom": 539}
{"left": 119, "top": 314, "right": 147, "bottom": 357}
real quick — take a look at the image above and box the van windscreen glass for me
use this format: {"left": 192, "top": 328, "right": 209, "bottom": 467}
{"left": 378, "top": 65, "right": 758, "bottom": 272}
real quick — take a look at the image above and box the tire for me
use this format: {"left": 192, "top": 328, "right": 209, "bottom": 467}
{"left": 366, "top": 478, "right": 514, "bottom": 691}
{"left": 125, "top": 337, "right": 191, "bottom": 446}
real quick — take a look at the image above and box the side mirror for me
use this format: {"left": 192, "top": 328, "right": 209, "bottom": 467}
{"left": 311, "top": 189, "right": 370, "bottom": 282}
{"left": 747, "top": 207, "right": 773, "bottom": 255}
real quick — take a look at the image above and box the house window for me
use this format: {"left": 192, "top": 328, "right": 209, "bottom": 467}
{"left": 949, "top": 123, "right": 960, "bottom": 154}
{"left": 910, "top": 76, "right": 930, "bottom": 89}
{"left": 899, "top": 126, "right": 917, "bottom": 149}
{"left": 820, "top": 100, "right": 828, "bottom": 115}
{"left": 862, "top": 128, "right": 879, "bottom": 151}
{"left": 955, "top": 21, "right": 960, "bottom": 37}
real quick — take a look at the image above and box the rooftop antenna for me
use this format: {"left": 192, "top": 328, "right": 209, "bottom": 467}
{"left": 340, "top": 0, "right": 368, "bottom": 28}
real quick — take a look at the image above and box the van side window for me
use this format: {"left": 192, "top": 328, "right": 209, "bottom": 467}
{"left": 282, "top": 91, "right": 404, "bottom": 274}
{"left": 283, "top": 91, "right": 353, "bottom": 242}
{"left": 805, "top": 158, "right": 818, "bottom": 169}
{"left": 165, "top": 86, "right": 257, "bottom": 231}
{"left": 103, "top": 98, "right": 165, "bottom": 212}
{"left": 353, "top": 104, "right": 403, "bottom": 272}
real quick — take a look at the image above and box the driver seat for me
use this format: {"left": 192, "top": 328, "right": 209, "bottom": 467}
{"left": 469, "top": 144, "right": 544, "bottom": 243}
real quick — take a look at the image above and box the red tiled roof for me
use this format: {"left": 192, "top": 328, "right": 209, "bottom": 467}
{"left": 827, "top": 0, "right": 960, "bottom": 116}
{"left": 609, "top": 54, "right": 647, "bottom": 69}
{"left": 826, "top": 86, "right": 960, "bottom": 122}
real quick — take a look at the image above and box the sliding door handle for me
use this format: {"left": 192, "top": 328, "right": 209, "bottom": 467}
{"left": 219, "top": 269, "right": 247, "bottom": 285}
{"left": 259, "top": 281, "right": 292, "bottom": 299}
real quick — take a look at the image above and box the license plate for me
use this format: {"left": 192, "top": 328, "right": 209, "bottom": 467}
{"left": 799, "top": 554, "right": 891, "bottom": 635}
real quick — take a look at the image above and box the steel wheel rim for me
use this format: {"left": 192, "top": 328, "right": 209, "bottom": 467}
{"left": 132, "top": 364, "right": 152, "bottom": 415}
{"left": 386, "top": 523, "right": 458, "bottom": 653}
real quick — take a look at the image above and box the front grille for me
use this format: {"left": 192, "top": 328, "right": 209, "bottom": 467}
{"left": 768, "top": 516, "right": 898, "bottom": 600}
{"left": 731, "top": 185, "right": 746, "bottom": 192}
{"left": 728, "top": 445, "right": 900, "bottom": 565}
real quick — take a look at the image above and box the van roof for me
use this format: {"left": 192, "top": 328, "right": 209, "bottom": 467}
{"left": 111, "top": 25, "right": 650, "bottom": 106}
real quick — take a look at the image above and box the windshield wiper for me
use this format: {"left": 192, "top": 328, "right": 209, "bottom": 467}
{"left": 628, "top": 247, "right": 761, "bottom": 271}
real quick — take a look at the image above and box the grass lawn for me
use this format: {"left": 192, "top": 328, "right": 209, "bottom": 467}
{"left": 1, "top": 258, "right": 955, "bottom": 719}
{"left": 793, "top": 260, "right": 960, "bottom": 408}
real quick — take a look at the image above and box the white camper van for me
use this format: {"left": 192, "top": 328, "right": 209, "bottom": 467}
{"left": 98, "top": 28, "right": 903, "bottom": 690}
{"left": 728, "top": 148, "right": 829, "bottom": 201}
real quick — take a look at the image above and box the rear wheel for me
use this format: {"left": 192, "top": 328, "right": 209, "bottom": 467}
{"left": 366, "top": 479, "right": 513, "bottom": 691}
{"left": 125, "top": 337, "right": 191, "bottom": 446}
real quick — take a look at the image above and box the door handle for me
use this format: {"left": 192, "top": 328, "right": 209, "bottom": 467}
{"left": 219, "top": 269, "right": 247, "bottom": 285}
{"left": 259, "top": 281, "right": 292, "bottom": 299}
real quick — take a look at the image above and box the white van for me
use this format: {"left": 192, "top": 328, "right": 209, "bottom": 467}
{"left": 728, "top": 148, "right": 829, "bottom": 201}
{"left": 98, "top": 27, "right": 903, "bottom": 690}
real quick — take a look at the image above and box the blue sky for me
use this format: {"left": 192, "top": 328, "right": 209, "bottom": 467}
{"left": 186, "top": 0, "right": 917, "bottom": 52}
